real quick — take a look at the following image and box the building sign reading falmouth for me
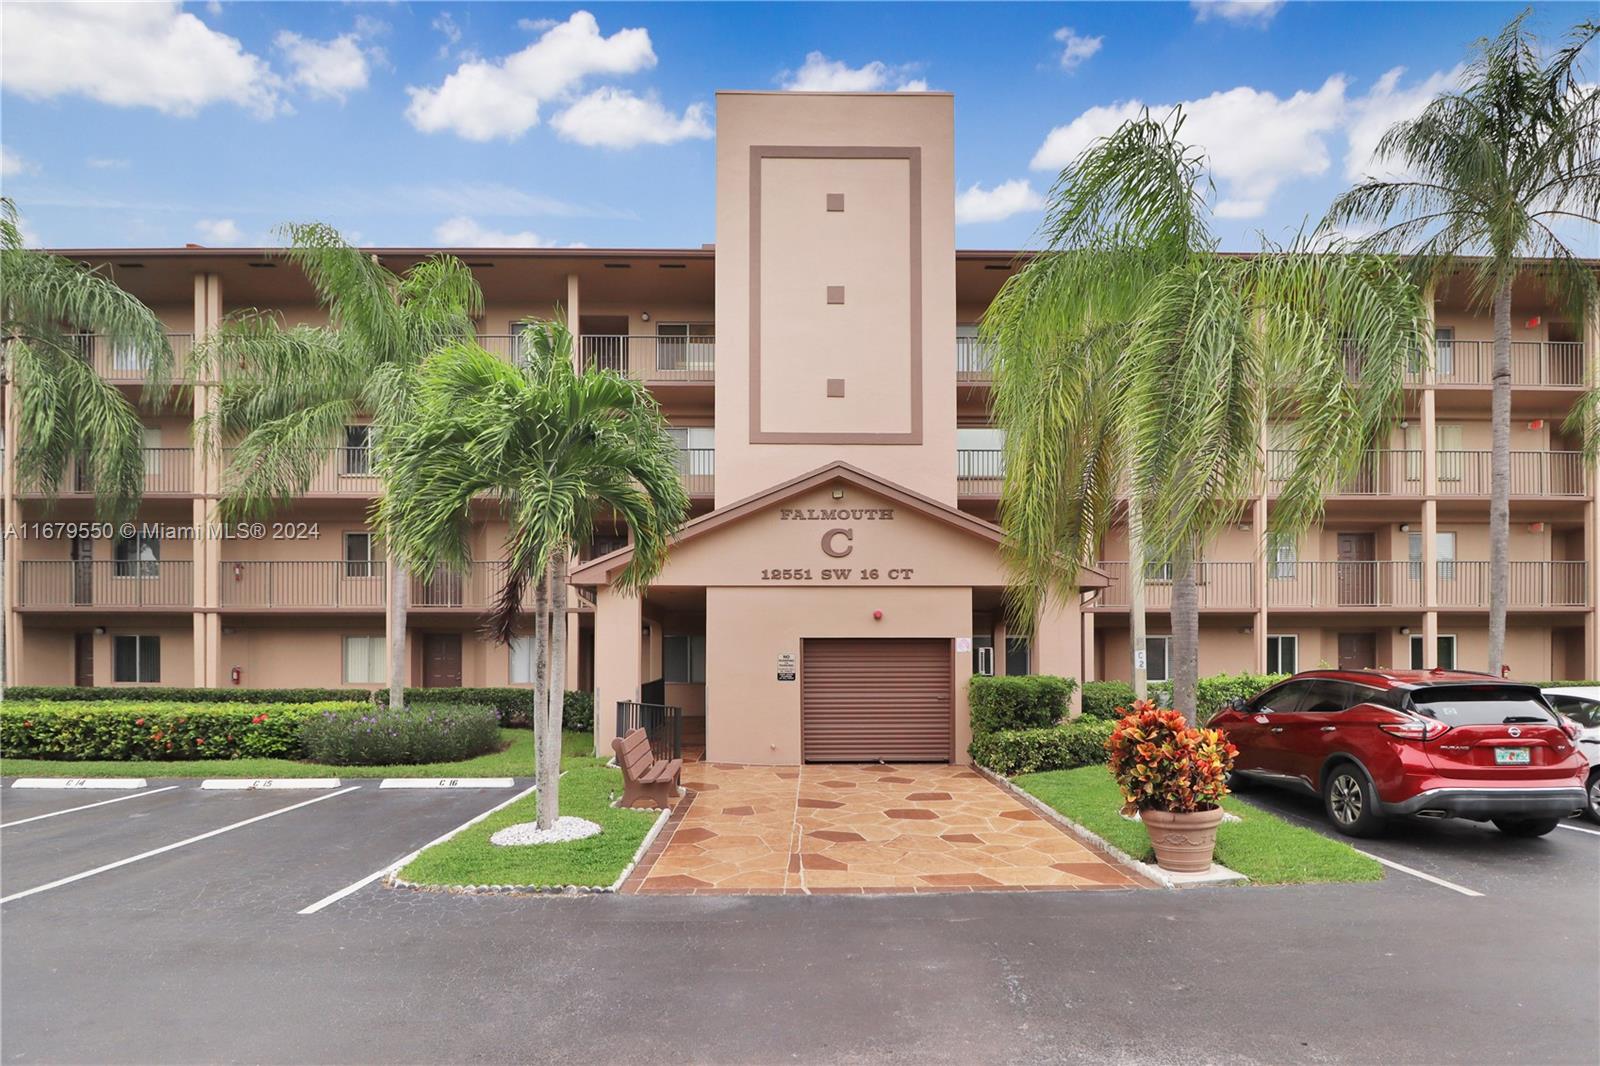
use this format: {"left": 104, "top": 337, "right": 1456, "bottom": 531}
{"left": 760, "top": 505, "right": 917, "bottom": 582}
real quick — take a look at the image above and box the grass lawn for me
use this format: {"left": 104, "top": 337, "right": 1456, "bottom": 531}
{"left": 0, "top": 729, "right": 595, "bottom": 779}
{"left": 396, "top": 755, "right": 661, "bottom": 888}
{"left": 1015, "top": 765, "right": 1384, "bottom": 885}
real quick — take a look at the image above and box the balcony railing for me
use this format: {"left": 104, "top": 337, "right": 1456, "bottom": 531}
{"left": 220, "top": 447, "right": 380, "bottom": 496}
{"left": 1266, "top": 449, "right": 1423, "bottom": 497}
{"left": 957, "top": 336, "right": 996, "bottom": 382}
{"left": 1432, "top": 560, "right": 1588, "bottom": 609}
{"left": 676, "top": 448, "right": 714, "bottom": 497}
{"left": 17, "top": 447, "right": 193, "bottom": 496}
{"left": 76, "top": 332, "right": 194, "bottom": 383}
{"left": 957, "top": 449, "right": 1004, "bottom": 495}
{"left": 1092, "top": 561, "right": 1257, "bottom": 610}
{"left": 220, "top": 561, "right": 387, "bottom": 609}
{"left": 1267, "top": 561, "right": 1422, "bottom": 609}
{"left": 1433, "top": 340, "right": 1587, "bottom": 387}
{"left": 580, "top": 334, "right": 714, "bottom": 383}
{"left": 1434, "top": 450, "right": 1588, "bottom": 497}
{"left": 18, "top": 560, "right": 193, "bottom": 608}
{"left": 411, "top": 563, "right": 508, "bottom": 609}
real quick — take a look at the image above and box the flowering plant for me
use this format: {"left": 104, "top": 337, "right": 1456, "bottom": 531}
{"left": 1104, "top": 700, "right": 1237, "bottom": 814}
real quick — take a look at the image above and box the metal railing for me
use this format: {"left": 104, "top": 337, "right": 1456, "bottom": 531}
{"left": 957, "top": 336, "right": 996, "bottom": 382}
{"left": 957, "top": 449, "right": 1004, "bottom": 495}
{"left": 76, "top": 332, "right": 194, "bottom": 382}
{"left": 18, "top": 560, "right": 193, "bottom": 608}
{"left": 676, "top": 447, "right": 714, "bottom": 496}
{"left": 1092, "top": 561, "right": 1257, "bottom": 610}
{"left": 411, "top": 563, "right": 509, "bottom": 609}
{"left": 1433, "top": 560, "right": 1588, "bottom": 609}
{"left": 220, "top": 561, "right": 387, "bottom": 609}
{"left": 1434, "top": 450, "right": 1588, "bottom": 497}
{"left": 1265, "top": 449, "right": 1423, "bottom": 497}
{"left": 1433, "top": 340, "right": 1587, "bottom": 387}
{"left": 581, "top": 334, "right": 715, "bottom": 383}
{"left": 1267, "top": 560, "right": 1422, "bottom": 609}
{"left": 616, "top": 700, "right": 683, "bottom": 763}
{"left": 220, "top": 446, "right": 381, "bottom": 496}
{"left": 17, "top": 447, "right": 194, "bottom": 496}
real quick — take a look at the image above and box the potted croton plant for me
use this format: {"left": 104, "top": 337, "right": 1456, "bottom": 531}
{"left": 1105, "top": 700, "right": 1238, "bottom": 872}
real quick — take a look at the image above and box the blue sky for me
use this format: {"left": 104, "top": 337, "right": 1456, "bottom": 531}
{"left": 0, "top": 1, "right": 1584, "bottom": 251}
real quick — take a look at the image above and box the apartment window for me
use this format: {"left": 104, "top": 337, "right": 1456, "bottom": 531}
{"left": 343, "top": 636, "right": 385, "bottom": 684}
{"left": 956, "top": 428, "right": 1005, "bottom": 481}
{"left": 1410, "top": 634, "right": 1458, "bottom": 670}
{"left": 113, "top": 635, "right": 160, "bottom": 682}
{"left": 1404, "top": 425, "right": 1423, "bottom": 482}
{"left": 143, "top": 427, "right": 163, "bottom": 477}
{"left": 111, "top": 339, "right": 150, "bottom": 374}
{"left": 510, "top": 635, "right": 535, "bottom": 684}
{"left": 1143, "top": 636, "right": 1171, "bottom": 683}
{"left": 1436, "top": 424, "right": 1464, "bottom": 482}
{"left": 344, "top": 532, "right": 379, "bottom": 578}
{"left": 1005, "top": 637, "right": 1032, "bottom": 677}
{"left": 956, "top": 324, "right": 993, "bottom": 374}
{"left": 344, "top": 425, "right": 371, "bottom": 475}
{"left": 663, "top": 634, "right": 706, "bottom": 684}
{"left": 657, "top": 323, "right": 714, "bottom": 372}
{"left": 1266, "top": 635, "right": 1299, "bottom": 675}
{"left": 972, "top": 636, "right": 995, "bottom": 676}
{"left": 1144, "top": 561, "right": 1173, "bottom": 583}
{"left": 1434, "top": 327, "right": 1455, "bottom": 377}
{"left": 1268, "top": 533, "right": 1298, "bottom": 579}
{"left": 1408, "top": 531, "right": 1457, "bottom": 580}
{"left": 113, "top": 532, "right": 160, "bottom": 577}
{"left": 668, "top": 427, "right": 715, "bottom": 479}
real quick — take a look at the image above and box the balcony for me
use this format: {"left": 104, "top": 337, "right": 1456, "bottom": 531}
{"left": 16, "top": 448, "right": 193, "bottom": 497}
{"left": 76, "top": 332, "right": 194, "bottom": 383}
{"left": 957, "top": 449, "right": 1004, "bottom": 496}
{"left": 676, "top": 448, "right": 714, "bottom": 497}
{"left": 17, "top": 560, "right": 192, "bottom": 609}
{"left": 580, "top": 334, "right": 714, "bottom": 383}
{"left": 220, "top": 447, "right": 379, "bottom": 497}
{"left": 1433, "top": 340, "right": 1587, "bottom": 387}
{"left": 1435, "top": 450, "right": 1588, "bottom": 497}
{"left": 957, "top": 336, "right": 996, "bottom": 383}
{"left": 1266, "top": 449, "right": 1423, "bottom": 497}
{"left": 220, "top": 561, "right": 387, "bottom": 610}
{"left": 1267, "top": 561, "right": 1422, "bottom": 609}
{"left": 1433, "top": 560, "right": 1589, "bottom": 610}
{"left": 1091, "top": 561, "right": 1257, "bottom": 610}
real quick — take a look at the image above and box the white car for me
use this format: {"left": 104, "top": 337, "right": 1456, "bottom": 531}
{"left": 1543, "top": 686, "right": 1600, "bottom": 823}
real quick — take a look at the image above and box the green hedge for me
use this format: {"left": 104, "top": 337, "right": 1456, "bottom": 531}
{"left": 0, "top": 700, "right": 360, "bottom": 761}
{"left": 562, "top": 690, "right": 595, "bottom": 732}
{"left": 968, "top": 675, "right": 1075, "bottom": 735}
{"left": 1151, "top": 672, "right": 1288, "bottom": 722}
{"left": 7, "top": 686, "right": 594, "bottom": 729}
{"left": 299, "top": 703, "right": 502, "bottom": 766}
{"left": 1080, "top": 681, "right": 1136, "bottom": 721}
{"left": 968, "top": 720, "right": 1115, "bottom": 777}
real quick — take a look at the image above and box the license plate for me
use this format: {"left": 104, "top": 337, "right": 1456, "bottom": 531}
{"left": 1494, "top": 747, "right": 1531, "bottom": 765}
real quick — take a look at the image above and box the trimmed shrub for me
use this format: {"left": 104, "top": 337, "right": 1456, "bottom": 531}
{"left": 1151, "top": 673, "right": 1288, "bottom": 723}
{"left": 969, "top": 675, "right": 1075, "bottom": 735}
{"left": 0, "top": 700, "right": 356, "bottom": 761}
{"left": 1081, "top": 681, "right": 1136, "bottom": 721}
{"left": 299, "top": 704, "right": 502, "bottom": 766}
{"left": 562, "top": 690, "right": 595, "bottom": 732}
{"left": 968, "top": 720, "right": 1115, "bottom": 776}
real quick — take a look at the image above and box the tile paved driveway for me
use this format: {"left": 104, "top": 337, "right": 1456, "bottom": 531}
{"left": 625, "top": 763, "right": 1145, "bottom": 894}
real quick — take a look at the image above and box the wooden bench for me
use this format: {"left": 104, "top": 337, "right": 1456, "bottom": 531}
{"left": 612, "top": 728, "right": 682, "bottom": 809}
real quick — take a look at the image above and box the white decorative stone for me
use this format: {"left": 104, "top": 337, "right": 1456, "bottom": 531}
{"left": 489, "top": 816, "right": 603, "bottom": 847}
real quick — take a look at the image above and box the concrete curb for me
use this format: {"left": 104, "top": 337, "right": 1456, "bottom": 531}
{"left": 200, "top": 778, "right": 340, "bottom": 790}
{"left": 973, "top": 765, "right": 1248, "bottom": 890}
{"left": 11, "top": 778, "right": 147, "bottom": 789}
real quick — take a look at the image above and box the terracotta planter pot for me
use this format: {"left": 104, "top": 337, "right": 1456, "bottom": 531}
{"left": 1140, "top": 806, "right": 1224, "bottom": 873}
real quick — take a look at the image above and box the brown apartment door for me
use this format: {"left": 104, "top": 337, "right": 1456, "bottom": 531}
{"left": 1337, "top": 533, "right": 1375, "bottom": 606}
{"left": 1337, "top": 632, "right": 1377, "bottom": 671}
{"left": 801, "top": 638, "right": 953, "bottom": 763}
{"left": 422, "top": 633, "right": 462, "bottom": 688}
{"left": 74, "top": 633, "right": 94, "bottom": 686}
{"left": 70, "top": 536, "right": 93, "bottom": 605}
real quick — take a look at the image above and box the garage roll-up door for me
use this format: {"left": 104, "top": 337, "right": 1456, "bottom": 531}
{"left": 801, "top": 638, "right": 953, "bottom": 763}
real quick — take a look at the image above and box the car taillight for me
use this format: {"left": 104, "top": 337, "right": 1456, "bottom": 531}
{"left": 1378, "top": 719, "right": 1451, "bottom": 741}
{"left": 1559, "top": 716, "right": 1580, "bottom": 741}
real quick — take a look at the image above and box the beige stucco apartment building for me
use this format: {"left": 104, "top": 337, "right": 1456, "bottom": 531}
{"left": 3, "top": 91, "right": 1596, "bottom": 766}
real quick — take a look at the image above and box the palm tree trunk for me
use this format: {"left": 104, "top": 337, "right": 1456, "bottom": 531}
{"left": 388, "top": 562, "right": 408, "bottom": 709}
{"left": 1488, "top": 277, "right": 1512, "bottom": 676}
{"left": 532, "top": 566, "right": 550, "bottom": 783}
{"left": 1128, "top": 498, "right": 1148, "bottom": 700}
{"left": 1170, "top": 550, "right": 1200, "bottom": 723}
{"left": 538, "top": 553, "right": 569, "bottom": 831}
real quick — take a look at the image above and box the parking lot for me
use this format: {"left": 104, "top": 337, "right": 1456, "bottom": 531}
{"left": 2, "top": 776, "right": 1596, "bottom": 1064}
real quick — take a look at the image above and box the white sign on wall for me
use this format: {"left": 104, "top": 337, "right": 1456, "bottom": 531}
{"left": 955, "top": 637, "right": 972, "bottom": 653}
{"left": 1134, "top": 650, "right": 1148, "bottom": 671}
{"left": 777, "top": 652, "right": 797, "bottom": 681}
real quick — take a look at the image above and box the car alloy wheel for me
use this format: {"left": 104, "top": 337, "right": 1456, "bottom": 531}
{"left": 1329, "top": 772, "right": 1364, "bottom": 826}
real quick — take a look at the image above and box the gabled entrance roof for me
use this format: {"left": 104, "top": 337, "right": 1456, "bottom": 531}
{"left": 569, "top": 461, "right": 1109, "bottom": 590}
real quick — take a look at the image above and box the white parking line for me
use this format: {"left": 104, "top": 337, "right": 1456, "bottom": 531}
{"left": 1558, "top": 822, "right": 1600, "bottom": 837}
{"left": 297, "top": 781, "right": 539, "bottom": 915}
{"left": 1354, "top": 849, "right": 1484, "bottom": 898}
{"left": 0, "top": 786, "right": 181, "bottom": 829}
{"left": 0, "top": 786, "right": 362, "bottom": 905}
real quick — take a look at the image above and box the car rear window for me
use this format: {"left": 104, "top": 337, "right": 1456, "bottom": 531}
{"left": 1410, "top": 685, "right": 1558, "bottom": 727}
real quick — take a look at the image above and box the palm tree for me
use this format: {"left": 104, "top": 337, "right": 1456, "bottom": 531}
{"left": 374, "top": 320, "right": 688, "bottom": 829}
{"left": 984, "top": 112, "right": 1425, "bottom": 721}
{"left": 191, "top": 223, "right": 482, "bottom": 709}
{"left": 1323, "top": 13, "right": 1598, "bottom": 675}
{"left": 2, "top": 197, "right": 175, "bottom": 696}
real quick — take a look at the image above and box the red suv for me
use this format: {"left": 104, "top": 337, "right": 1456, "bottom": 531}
{"left": 1211, "top": 669, "right": 1588, "bottom": 837}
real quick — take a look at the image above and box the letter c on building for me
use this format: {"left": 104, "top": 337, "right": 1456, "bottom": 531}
{"left": 821, "top": 527, "right": 854, "bottom": 558}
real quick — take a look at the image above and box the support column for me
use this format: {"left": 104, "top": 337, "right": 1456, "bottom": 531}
{"left": 193, "top": 272, "right": 225, "bottom": 687}
{"left": 592, "top": 585, "right": 642, "bottom": 757}
{"left": 565, "top": 272, "right": 582, "bottom": 370}
{"left": 2, "top": 371, "right": 18, "bottom": 688}
{"left": 1080, "top": 610, "right": 1097, "bottom": 685}
{"left": 1034, "top": 594, "right": 1081, "bottom": 716}
{"left": 1252, "top": 495, "right": 1268, "bottom": 673}
{"left": 564, "top": 604, "right": 580, "bottom": 695}
{"left": 1422, "top": 497, "right": 1439, "bottom": 670}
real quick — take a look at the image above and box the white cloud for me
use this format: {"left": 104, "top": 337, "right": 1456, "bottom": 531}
{"left": 275, "top": 32, "right": 371, "bottom": 101}
{"left": 431, "top": 12, "right": 463, "bottom": 57}
{"left": 1343, "top": 65, "right": 1464, "bottom": 181}
{"left": 1191, "top": 1, "right": 1285, "bottom": 24}
{"left": 1054, "top": 28, "right": 1103, "bottom": 71}
{"left": 434, "top": 216, "right": 561, "bottom": 247}
{"left": 0, "top": 2, "right": 283, "bottom": 117}
{"left": 406, "top": 12, "right": 656, "bottom": 141}
{"left": 956, "top": 180, "right": 1045, "bottom": 225}
{"left": 518, "top": 17, "right": 559, "bottom": 32}
{"left": 195, "top": 218, "right": 244, "bottom": 244}
{"left": 87, "top": 157, "right": 130, "bottom": 170}
{"left": 1031, "top": 77, "right": 1348, "bottom": 219}
{"left": 780, "top": 51, "right": 925, "bottom": 92}
{"left": 1, "top": 145, "right": 35, "bottom": 177}
{"left": 551, "top": 88, "right": 711, "bottom": 148}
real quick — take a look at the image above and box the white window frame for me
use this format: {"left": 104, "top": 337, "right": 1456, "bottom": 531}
{"left": 1409, "top": 633, "right": 1458, "bottom": 670}
{"left": 656, "top": 322, "right": 715, "bottom": 371}
{"left": 342, "top": 635, "right": 385, "bottom": 684}
{"left": 1266, "top": 634, "right": 1298, "bottom": 675}
{"left": 510, "top": 635, "right": 535, "bottom": 684}
{"left": 1268, "top": 533, "right": 1298, "bottom": 580}
{"left": 1433, "top": 326, "right": 1455, "bottom": 377}
{"left": 344, "top": 531, "right": 379, "bottom": 578}
{"left": 113, "top": 634, "right": 161, "bottom": 683}
{"left": 1145, "top": 636, "right": 1171, "bottom": 683}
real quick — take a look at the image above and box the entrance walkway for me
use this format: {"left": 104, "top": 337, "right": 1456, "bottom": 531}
{"left": 625, "top": 763, "right": 1145, "bottom": 894}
